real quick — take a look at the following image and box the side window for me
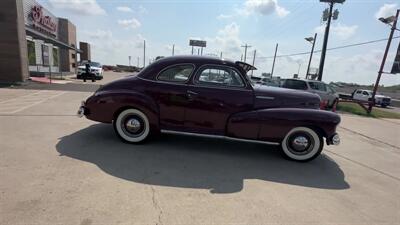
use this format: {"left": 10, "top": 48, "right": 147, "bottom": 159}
{"left": 362, "top": 91, "right": 369, "bottom": 96}
{"left": 196, "top": 66, "right": 244, "bottom": 87}
{"left": 356, "top": 90, "right": 362, "bottom": 94}
{"left": 309, "top": 82, "right": 327, "bottom": 91}
{"left": 157, "top": 64, "right": 193, "bottom": 82}
{"left": 282, "top": 80, "right": 307, "bottom": 90}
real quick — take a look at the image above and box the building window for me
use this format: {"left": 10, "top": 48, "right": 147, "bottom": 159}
{"left": 71, "top": 53, "right": 76, "bottom": 59}
{"left": 27, "top": 40, "right": 36, "bottom": 65}
{"left": 42, "top": 45, "right": 49, "bottom": 66}
{"left": 72, "top": 63, "right": 76, "bottom": 68}
{"left": 52, "top": 47, "right": 59, "bottom": 66}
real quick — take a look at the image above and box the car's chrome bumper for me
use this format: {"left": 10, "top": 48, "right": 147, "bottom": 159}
{"left": 327, "top": 133, "right": 340, "bottom": 145}
{"left": 77, "top": 101, "right": 86, "bottom": 118}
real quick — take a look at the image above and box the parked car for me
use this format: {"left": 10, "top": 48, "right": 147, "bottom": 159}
{"left": 352, "top": 89, "right": 391, "bottom": 107}
{"left": 77, "top": 61, "right": 103, "bottom": 80}
{"left": 281, "top": 79, "right": 339, "bottom": 108}
{"left": 77, "top": 56, "right": 341, "bottom": 162}
{"left": 257, "top": 77, "right": 281, "bottom": 87}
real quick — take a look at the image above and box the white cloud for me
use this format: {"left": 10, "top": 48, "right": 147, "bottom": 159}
{"left": 217, "top": 14, "right": 234, "bottom": 20}
{"left": 86, "top": 29, "right": 112, "bottom": 39}
{"left": 116, "top": 6, "right": 133, "bottom": 13}
{"left": 242, "top": 0, "right": 289, "bottom": 17}
{"left": 375, "top": 3, "right": 398, "bottom": 19}
{"left": 315, "top": 23, "right": 358, "bottom": 40}
{"left": 48, "top": 0, "right": 106, "bottom": 16}
{"left": 206, "top": 23, "right": 243, "bottom": 59}
{"left": 138, "top": 5, "right": 148, "bottom": 14}
{"left": 118, "top": 18, "right": 141, "bottom": 29}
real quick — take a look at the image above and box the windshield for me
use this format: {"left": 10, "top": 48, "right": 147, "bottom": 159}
{"left": 80, "top": 61, "right": 101, "bottom": 67}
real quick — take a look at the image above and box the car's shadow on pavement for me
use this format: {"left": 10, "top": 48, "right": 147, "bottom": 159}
{"left": 56, "top": 124, "right": 350, "bottom": 193}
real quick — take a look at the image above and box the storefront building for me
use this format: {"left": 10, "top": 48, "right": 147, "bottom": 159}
{"left": 0, "top": 0, "right": 90, "bottom": 83}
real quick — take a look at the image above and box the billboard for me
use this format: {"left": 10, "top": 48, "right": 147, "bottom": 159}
{"left": 391, "top": 41, "right": 400, "bottom": 74}
{"left": 23, "top": 0, "right": 58, "bottom": 39}
{"left": 189, "top": 39, "right": 206, "bottom": 47}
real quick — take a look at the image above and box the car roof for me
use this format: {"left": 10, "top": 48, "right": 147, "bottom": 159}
{"left": 285, "top": 78, "right": 327, "bottom": 84}
{"left": 154, "top": 55, "right": 237, "bottom": 67}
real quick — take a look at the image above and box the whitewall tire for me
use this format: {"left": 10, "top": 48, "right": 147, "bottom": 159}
{"left": 114, "top": 108, "right": 150, "bottom": 143}
{"left": 281, "top": 127, "right": 323, "bottom": 161}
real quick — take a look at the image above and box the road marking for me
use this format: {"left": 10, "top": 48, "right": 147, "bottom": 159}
{"left": 325, "top": 150, "right": 400, "bottom": 182}
{"left": 339, "top": 126, "right": 399, "bottom": 150}
{"left": 0, "top": 90, "right": 46, "bottom": 104}
{"left": 0, "top": 91, "right": 66, "bottom": 114}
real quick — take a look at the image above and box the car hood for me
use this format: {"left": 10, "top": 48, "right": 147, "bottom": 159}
{"left": 78, "top": 66, "right": 102, "bottom": 69}
{"left": 375, "top": 94, "right": 390, "bottom": 99}
{"left": 253, "top": 85, "right": 321, "bottom": 109}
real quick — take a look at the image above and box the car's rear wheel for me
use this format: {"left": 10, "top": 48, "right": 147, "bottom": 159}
{"left": 280, "top": 127, "right": 323, "bottom": 162}
{"left": 113, "top": 108, "right": 150, "bottom": 143}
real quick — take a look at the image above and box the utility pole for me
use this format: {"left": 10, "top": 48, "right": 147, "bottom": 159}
{"left": 271, "top": 43, "right": 278, "bottom": 76}
{"left": 137, "top": 57, "right": 139, "bottom": 67}
{"left": 368, "top": 9, "right": 399, "bottom": 113}
{"left": 241, "top": 44, "right": 252, "bottom": 62}
{"left": 200, "top": 47, "right": 203, "bottom": 56}
{"left": 143, "top": 40, "right": 146, "bottom": 67}
{"left": 317, "top": 0, "right": 345, "bottom": 81}
{"left": 220, "top": 52, "right": 223, "bottom": 59}
{"left": 240, "top": 54, "right": 243, "bottom": 61}
{"left": 172, "top": 44, "right": 175, "bottom": 56}
{"left": 128, "top": 56, "right": 131, "bottom": 66}
{"left": 305, "top": 33, "right": 317, "bottom": 79}
{"left": 251, "top": 50, "right": 256, "bottom": 76}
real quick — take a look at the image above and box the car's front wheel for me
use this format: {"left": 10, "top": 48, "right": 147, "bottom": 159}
{"left": 113, "top": 108, "right": 150, "bottom": 143}
{"left": 280, "top": 127, "right": 323, "bottom": 162}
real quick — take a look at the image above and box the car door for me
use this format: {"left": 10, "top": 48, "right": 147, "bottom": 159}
{"left": 308, "top": 81, "right": 329, "bottom": 102}
{"left": 184, "top": 65, "right": 254, "bottom": 135}
{"left": 353, "top": 90, "right": 363, "bottom": 100}
{"left": 146, "top": 64, "right": 193, "bottom": 130}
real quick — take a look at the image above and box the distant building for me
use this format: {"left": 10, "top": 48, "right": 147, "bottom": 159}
{"left": 80, "top": 42, "right": 91, "bottom": 61}
{"left": 0, "top": 0, "right": 90, "bottom": 83}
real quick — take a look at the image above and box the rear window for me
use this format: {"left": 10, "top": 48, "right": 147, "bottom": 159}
{"left": 309, "top": 82, "right": 327, "bottom": 92}
{"left": 157, "top": 64, "right": 193, "bottom": 83}
{"left": 282, "top": 80, "right": 307, "bottom": 90}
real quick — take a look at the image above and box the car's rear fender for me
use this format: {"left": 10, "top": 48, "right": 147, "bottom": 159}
{"left": 85, "top": 90, "right": 159, "bottom": 130}
{"left": 226, "top": 108, "right": 340, "bottom": 143}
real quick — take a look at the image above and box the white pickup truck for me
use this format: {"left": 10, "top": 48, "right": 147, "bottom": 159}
{"left": 352, "top": 89, "right": 391, "bottom": 107}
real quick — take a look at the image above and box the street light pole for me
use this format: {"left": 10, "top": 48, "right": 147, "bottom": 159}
{"left": 368, "top": 9, "right": 400, "bottom": 113}
{"left": 306, "top": 33, "right": 317, "bottom": 79}
{"left": 241, "top": 44, "right": 252, "bottom": 62}
{"left": 317, "top": 2, "right": 334, "bottom": 81}
{"left": 143, "top": 40, "right": 146, "bottom": 67}
{"left": 271, "top": 43, "right": 278, "bottom": 76}
{"left": 172, "top": 44, "right": 175, "bottom": 56}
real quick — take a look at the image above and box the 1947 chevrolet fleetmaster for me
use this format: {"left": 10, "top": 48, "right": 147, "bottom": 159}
{"left": 78, "top": 56, "right": 340, "bottom": 161}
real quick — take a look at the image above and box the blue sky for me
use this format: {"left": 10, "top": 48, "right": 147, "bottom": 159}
{"left": 38, "top": 0, "right": 400, "bottom": 85}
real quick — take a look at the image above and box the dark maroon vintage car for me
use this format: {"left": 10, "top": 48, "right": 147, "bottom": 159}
{"left": 78, "top": 56, "right": 340, "bottom": 161}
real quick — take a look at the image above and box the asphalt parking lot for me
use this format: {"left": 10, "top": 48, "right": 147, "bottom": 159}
{"left": 0, "top": 73, "right": 399, "bottom": 225}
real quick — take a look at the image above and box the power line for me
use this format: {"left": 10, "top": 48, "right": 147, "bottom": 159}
{"left": 257, "top": 36, "right": 400, "bottom": 59}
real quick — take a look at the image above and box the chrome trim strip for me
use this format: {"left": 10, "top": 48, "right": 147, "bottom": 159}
{"left": 161, "top": 130, "right": 280, "bottom": 146}
{"left": 256, "top": 96, "right": 275, "bottom": 100}
{"left": 137, "top": 76, "right": 253, "bottom": 92}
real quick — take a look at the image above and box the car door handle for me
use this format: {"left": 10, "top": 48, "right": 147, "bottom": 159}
{"left": 186, "top": 90, "right": 198, "bottom": 100}
{"left": 187, "top": 90, "right": 198, "bottom": 95}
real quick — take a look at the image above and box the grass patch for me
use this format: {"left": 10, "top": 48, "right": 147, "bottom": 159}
{"left": 337, "top": 102, "right": 400, "bottom": 119}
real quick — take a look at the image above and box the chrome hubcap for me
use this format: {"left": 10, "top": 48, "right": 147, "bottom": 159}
{"left": 125, "top": 118, "right": 141, "bottom": 133}
{"left": 292, "top": 136, "right": 309, "bottom": 151}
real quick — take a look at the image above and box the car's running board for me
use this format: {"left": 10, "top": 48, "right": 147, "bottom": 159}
{"left": 160, "top": 130, "right": 280, "bottom": 146}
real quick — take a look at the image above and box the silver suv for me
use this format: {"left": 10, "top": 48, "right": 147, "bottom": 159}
{"left": 282, "top": 79, "right": 339, "bottom": 107}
